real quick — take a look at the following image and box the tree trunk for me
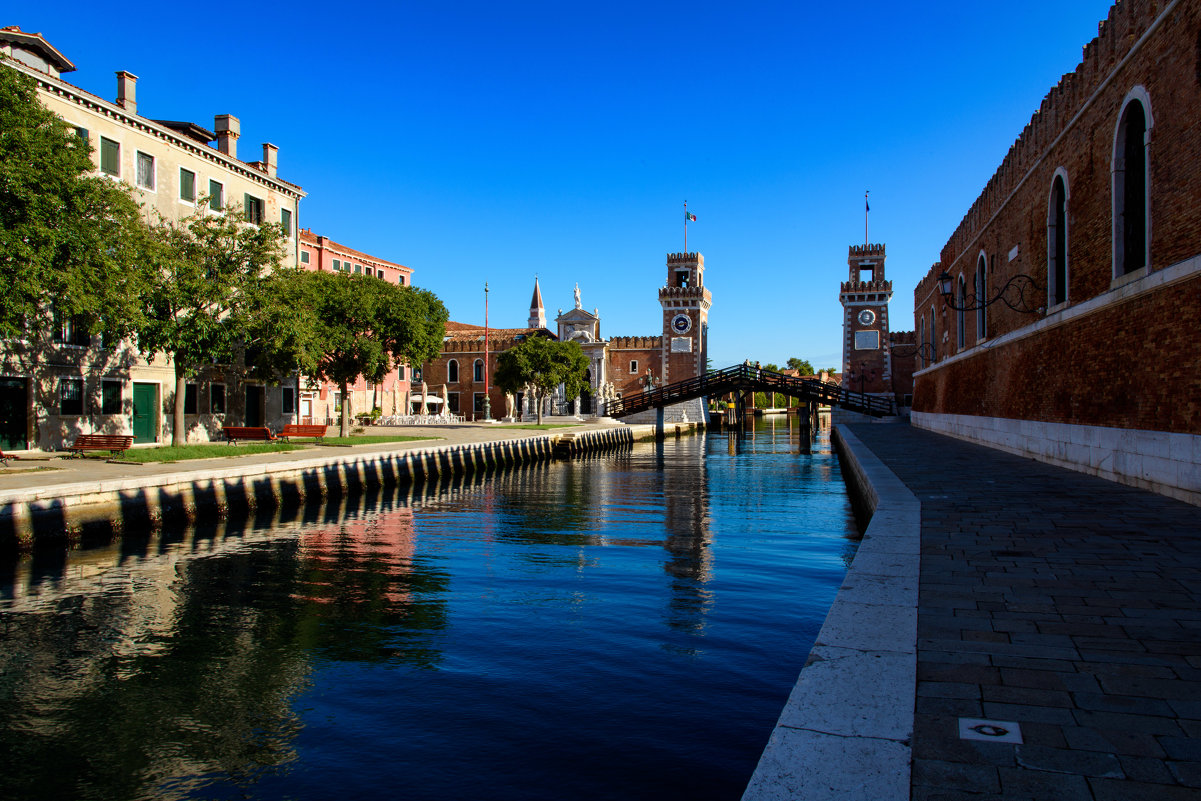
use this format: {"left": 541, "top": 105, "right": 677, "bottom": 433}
{"left": 535, "top": 390, "right": 543, "bottom": 425}
{"left": 172, "top": 369, "right": 187, "bottom": 447}
{"left": 340, "top": 379, "right": 351, "bottom": 438}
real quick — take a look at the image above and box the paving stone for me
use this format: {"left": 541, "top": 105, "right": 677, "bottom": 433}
{"left": 912, "top": 759, "right": 1001, "bottom": 793}
{"left": 845, "top": 424, "right": 1201, "bottom": 801}
{"left": 1013, "top": 744, "right": 1124, "bottom": 777}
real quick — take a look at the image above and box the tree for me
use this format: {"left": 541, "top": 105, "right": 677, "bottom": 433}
{"left": 786, "top": 357, "right": 815, "bottom": 375}
{"left": 138, "top": 206, "right": 286, "bottom": 445}
{"left": 494, "top": 336, "right": 588, "bottom": 424}
{"left": 0, "top": 59, "right": 148, "bottom": 342}
{"left": 246, "top": 269, "right": 447, "bottom": 437}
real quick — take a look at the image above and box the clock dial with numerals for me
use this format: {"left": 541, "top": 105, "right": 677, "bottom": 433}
{"left": 857, "top": 309, "right": 876, "bottom": 326}
{"left": 671, "top": 313, "right": 692, "bottom": 334}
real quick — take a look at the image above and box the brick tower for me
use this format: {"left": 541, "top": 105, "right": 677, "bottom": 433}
{"left": 840, "top": 244, "right": 891, "bottom": 394}
{"left": 659, "top": 252, "right": 711, "bottom": 384}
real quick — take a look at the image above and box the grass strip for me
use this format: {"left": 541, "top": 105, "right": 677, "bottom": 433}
{"left": 318, "top": 436, "right": 436, "bottom": 446}
{"left": 117, "top": 442, "right": 309, "bottom": 463}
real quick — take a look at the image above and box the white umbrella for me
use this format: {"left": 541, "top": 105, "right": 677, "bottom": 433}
{"left": 420, "top": 381, "right": 429, "bottom": 415}
{"left": 441, "top": 384, "right": 449, "bottom": 417}
{"left": 400, "top": 389, "right": 409, "bottom": 417}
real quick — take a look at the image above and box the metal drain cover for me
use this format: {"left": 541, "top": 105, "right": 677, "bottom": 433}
{"left": 958, "top": 718, "right": 1023, "bottom": 744}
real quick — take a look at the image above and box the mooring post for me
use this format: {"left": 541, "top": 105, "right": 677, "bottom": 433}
{"left": 656, "top": 405, "right": 665, "bottom": 440}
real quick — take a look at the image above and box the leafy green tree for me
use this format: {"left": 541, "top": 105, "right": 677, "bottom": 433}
{"left": 0, "top": 58, "right": 148, "bottom": 342}
{"left": 246, "top": 269, "right": 447, "bottom": 437}
{"left": 138, "top": 206, "right": 286, "bottom": 445}
{"left": 786, "top": 357, "right": 815, "bottom": 375}
{"left": 494, "top": 336, "right": 588, "bottom": 424}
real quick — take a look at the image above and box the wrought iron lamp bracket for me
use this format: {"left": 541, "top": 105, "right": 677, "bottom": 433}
{"left": 938, "top": 271, "right": 1043, "bottom": 314}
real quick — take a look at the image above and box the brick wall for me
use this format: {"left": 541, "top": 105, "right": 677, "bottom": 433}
{"left": 913, "top": 0, "right": 1201, "bottom": 437}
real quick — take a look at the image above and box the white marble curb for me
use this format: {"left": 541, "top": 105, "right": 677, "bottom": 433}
{"left": 742, "top": 424, "right": 920, "bottom": 801}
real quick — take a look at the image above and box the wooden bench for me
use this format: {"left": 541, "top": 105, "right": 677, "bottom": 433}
{"left": 222, "top": 426, "right": 277, "bottom": 444}
{"left": 68, "top": 434, "right": 134, "bottom": 457}
{"left": 280, "top": 424, "right": 327, "bottom": 442}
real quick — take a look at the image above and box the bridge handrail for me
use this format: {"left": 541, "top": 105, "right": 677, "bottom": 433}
{"left": 609, "top": 363, "right": 894, "bottom": 418}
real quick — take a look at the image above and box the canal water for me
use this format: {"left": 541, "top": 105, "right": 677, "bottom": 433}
{"left": 0, "top": 418, "right": 857, "bottom": 801}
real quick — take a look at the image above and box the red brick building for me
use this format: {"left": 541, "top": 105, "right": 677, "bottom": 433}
{"left": 911, "top": 0, "right": 1201, "bottom": 504}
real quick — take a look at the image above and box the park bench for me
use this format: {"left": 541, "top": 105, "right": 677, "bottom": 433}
{"left": 280, "top": 424, "right": 327, "bottom": 442}
{"left": 68, "top": 434, "right": 134, "bottom": 457}
{"left": 0, "top": 448, "right": 15, "bottom": 467}
{"left": 222, "top": 426, "right": 277, "bottom": 444}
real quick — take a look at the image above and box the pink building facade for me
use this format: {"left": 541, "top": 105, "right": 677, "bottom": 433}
{"left": 297, "top": 229, "right": 415, "bottom": 424}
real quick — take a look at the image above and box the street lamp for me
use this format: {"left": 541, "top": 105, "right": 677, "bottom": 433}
{"left": 483, "top": 282, "right": 492, "bottom": 421}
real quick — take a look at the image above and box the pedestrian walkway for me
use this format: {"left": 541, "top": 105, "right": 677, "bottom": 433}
{"left": 848, "top": 422, "right": 1201, "bottom": 801}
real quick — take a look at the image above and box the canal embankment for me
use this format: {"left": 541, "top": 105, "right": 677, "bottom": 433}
{"left": 0, "top": 421, "right": 700, "bottom": 550}
{"left": 742, "top": 422, "right": 920, "bottom": 801}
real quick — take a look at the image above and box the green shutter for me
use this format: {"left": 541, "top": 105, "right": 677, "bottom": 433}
{"left": 100, "top": 138, "right": 119, "bottom": 176}
{"left": 180, "top": 169, "right": 195, "bottom": 202}
{"left": 209, "top": 180, "right": 223, "bottom": 210}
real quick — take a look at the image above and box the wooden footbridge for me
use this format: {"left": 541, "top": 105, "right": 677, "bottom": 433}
{"left": 607, "top": 363, "right": 895, "bottom": 419}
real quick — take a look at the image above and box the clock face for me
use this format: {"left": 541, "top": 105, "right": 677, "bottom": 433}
{"left": 671, "top": 313, "right": 692, "bottom": 334}
{"left": 857, "top": 309, "right": 876, "bottom": 326}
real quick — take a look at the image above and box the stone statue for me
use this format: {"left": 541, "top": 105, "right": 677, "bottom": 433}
{"left": 574, "top": 283, "right": 582, "bottom": 309}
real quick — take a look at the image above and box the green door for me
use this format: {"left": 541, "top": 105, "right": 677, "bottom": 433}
{"left": 132, "top": 382, "right": 158, "bottom": 444}
{"left": 0, "top": 377, "right": 28, "bottom": 451}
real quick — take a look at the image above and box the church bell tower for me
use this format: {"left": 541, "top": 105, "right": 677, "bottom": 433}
{"left": 839, "top": 244, "right": 891, "bottom": 394}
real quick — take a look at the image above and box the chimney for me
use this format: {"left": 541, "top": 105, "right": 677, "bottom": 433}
{"left": 262, "top": 142, "right": 278, "bottom": 178}
{"left": 214, "top": 114, "right": 240, "bottom": 158}
{"left": 115, "top": 71, "right": 138, "bottom": 115}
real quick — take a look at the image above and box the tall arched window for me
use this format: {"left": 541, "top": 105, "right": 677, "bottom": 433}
{"left": 473, "top": 359, "right": 484, "bottom": 382}
{"left": 956, "top": 276, "right": 966, "bottom": 350}
{"left": 1113, "top": 90, "right": 1151, "bottom": 277}
{"left": 1048, "top": 172, "right": 1069, "bottom": 305}
{"left": 975, "top": 254, "right": 987, "bottom": 341}
{"left": 929, "top": 307, "right": 937, "bottom": 363}
{"left": 447, "top": 359, "right": 459, "bottom": 383}
{"left": 917, "top": 317, "right": 925, "bottom": 369}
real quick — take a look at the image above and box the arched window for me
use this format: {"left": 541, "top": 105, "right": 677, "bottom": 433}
{"left": 918, "top": 317, "right": 926, "bottom": 369}
{"left": 975, "top": 254, "right": 988, "bottom": 341}
{"left": 473, "top": 359, "right": 484, "bottom": 382}
{"left": 956, "top": 275, "right": 966, "bottom": 350}
{"left": 929, "top": 307, "right": 937, "bottom": 363}
{"left": 1048, "top": 171, "right": 1069, "bottom": 305}
{"left": 447, "top": 359, "right": 459, "bottom": 383}
{"left": 1113, "top": 90, "right": 1151, "bottom": 277}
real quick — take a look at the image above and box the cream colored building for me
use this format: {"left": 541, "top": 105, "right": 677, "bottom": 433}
{"left": 0, "top": 26, "right": 305, "bottom": 451}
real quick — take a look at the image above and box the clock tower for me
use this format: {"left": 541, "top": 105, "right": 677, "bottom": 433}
{"left": 840, "top": 243, "right": 892, "bottom": 394}
{"left": 660, "top": 252, "right": 711, "bottom": 385}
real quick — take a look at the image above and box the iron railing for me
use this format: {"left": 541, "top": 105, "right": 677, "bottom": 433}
{"left": 608, "top": 364, "right": 894, "bottom": 418}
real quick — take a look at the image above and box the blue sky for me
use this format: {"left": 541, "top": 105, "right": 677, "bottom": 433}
{"left": 25, "top": 1, "right": 1114, "bottom": 369}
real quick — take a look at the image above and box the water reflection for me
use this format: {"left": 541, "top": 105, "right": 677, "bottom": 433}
{"left": 0, "top": 422, "right": 856, "bottom": 801}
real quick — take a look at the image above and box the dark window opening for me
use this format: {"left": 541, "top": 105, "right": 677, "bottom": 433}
{"left": 101, "top": 380, "right": 122, "bottom": 414}
{"left": 1050, "top": 176, "right": 1068, "bottom": 304}
{"left": 60, "top": 379, "right": 84, "bottom": 415}
{"left": 184, "top": 383, "right": 198, "bottom": 415}
{"left": 448, "top": 360, "right": 459, "bottom": 383}
{"left": 674, "top": 270, "right": 689, "bottom": 287}
{"left": 1116, "top": 100, "right": 1148, "bottom": 275}
{"left": 211, "top": 384, "right": 226, "bottom": 415}
{"left": 244, "top": 194, "right": 264, "bottom": 225}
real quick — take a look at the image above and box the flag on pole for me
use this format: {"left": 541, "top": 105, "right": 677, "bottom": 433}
{"left": 865, "top": 196, "right": 870, "bottom": 212}
{"left": 685, "top": 212, "right": 697, "bottom": 222}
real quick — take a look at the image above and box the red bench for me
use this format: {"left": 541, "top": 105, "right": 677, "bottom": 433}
{"left": 222, "top": 426, "right": 277, "bottom": 444}
{"left": 280, "top": 424, "right": 327, "bottom": 442}
{"left": 68, "top": 434, "right": 134, "bottom": 457}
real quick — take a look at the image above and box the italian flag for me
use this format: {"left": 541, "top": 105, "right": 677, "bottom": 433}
{"left": 685, "top": 212, "right": 697, "bottom": 222}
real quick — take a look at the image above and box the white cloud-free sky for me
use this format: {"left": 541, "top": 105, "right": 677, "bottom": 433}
{"left": 26, "top": 0, "right": 1115, "bottom": 369}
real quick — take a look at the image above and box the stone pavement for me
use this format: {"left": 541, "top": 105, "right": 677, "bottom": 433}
{"left": 848, "top": 422, "right": 1201, "bottom": 801}
{"left": 0, "top": 421, "right": 624, "bottom": 495}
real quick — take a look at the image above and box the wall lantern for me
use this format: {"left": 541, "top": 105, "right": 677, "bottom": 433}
{"left": 937, "top": 271, "right": 1043, "bottom": 314}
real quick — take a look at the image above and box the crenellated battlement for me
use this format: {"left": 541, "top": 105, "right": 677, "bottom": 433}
{"left": 942, "top": 0, "right": 1164, "bottom": 265}
{"left": 658, "top": 285, "right": 711, "bottom": 301}
{"left": 840, "top": 280, "right": 893, "bottom": 294}
{"left": 666, "top": 252, "right": 703, "bottom": 265}
{"left": 609, "top": 335, "right": 663, "bottom": 349}
{"left": 849, "top": 243, "right": 886, "bottom": 258}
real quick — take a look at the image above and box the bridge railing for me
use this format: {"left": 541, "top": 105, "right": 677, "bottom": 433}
{"left": 608, "top": 364, "right": 894, "bottom": 418}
